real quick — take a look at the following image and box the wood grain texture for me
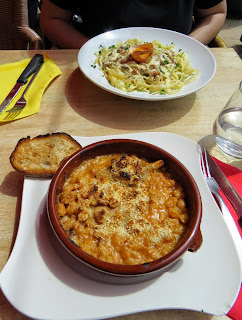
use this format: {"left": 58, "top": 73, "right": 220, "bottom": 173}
{"left": 0, "top": 48, "right": 241, "bottom": 320}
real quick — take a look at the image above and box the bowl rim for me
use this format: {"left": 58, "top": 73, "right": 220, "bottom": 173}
{"left": 47, "top": 139, "right": 202, "bottom": 276}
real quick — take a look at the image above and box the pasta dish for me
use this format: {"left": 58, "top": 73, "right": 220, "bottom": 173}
{"left": 95, "top": 39, "right": 199, "bottom": 95}
{"left": 57, "top": 153, "right": 189, "bottom": 265}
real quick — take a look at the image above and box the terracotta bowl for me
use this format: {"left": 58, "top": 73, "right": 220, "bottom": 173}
{"left": 47, "top": 139, "right": 202, "bottom": 281}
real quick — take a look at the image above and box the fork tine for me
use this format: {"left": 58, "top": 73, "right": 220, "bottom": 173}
{"left": 6, "top": 105, "right": 24, "bottom": 113}
{"left": 203, "top": 148, "right": 212, "bottom": 178}
{"left": 3, "top": 109, "right": 20, "bottom": 120}
{"left": 200, "top": 147, "right": 212, "bottom": 178}
{"left": 200, "top": 147, "right": 206, "bottom": 176}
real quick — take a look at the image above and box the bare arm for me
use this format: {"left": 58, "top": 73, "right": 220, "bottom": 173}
{"left": 189, "top": 0, "right": 227, "bottom": 45}
{"left": 40, "top": 0, "right": 89, "bottom": 49}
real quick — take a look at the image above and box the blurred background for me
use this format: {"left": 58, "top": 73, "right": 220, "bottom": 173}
{"left": 0, "top": 0, "right": 241, "bottom": 57}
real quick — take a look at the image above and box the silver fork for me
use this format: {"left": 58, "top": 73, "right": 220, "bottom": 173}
{"left": 6, "top": 61, "right": 44, "bottom": 113}
{"left": 200, "top": 147, "right": 227, "bottom": 213}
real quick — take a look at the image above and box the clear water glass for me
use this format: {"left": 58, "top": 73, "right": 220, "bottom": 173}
{"left": 213, "top": 81, "right": 242, "bottom": 158}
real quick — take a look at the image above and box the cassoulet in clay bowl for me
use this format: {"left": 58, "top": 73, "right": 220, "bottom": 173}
{"left": 47, "top": 139, "right": 203, "bottom": 284}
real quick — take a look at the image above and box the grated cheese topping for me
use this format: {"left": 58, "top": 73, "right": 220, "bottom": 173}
{"left": 57, "top": 154, "right": 189, "bottom": 265}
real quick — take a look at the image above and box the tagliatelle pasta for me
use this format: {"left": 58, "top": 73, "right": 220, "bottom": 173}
{"left": 95, "top": 38, "right": 199, "bottom": 95}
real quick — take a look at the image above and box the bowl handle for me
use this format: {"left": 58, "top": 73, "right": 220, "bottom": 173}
{"left": 188, "top": 227, "right": 203, "bottom": 252}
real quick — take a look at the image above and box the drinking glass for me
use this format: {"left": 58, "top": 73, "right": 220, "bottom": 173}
{"left": 213, "top": 81, "right": 242, "bottom": 158}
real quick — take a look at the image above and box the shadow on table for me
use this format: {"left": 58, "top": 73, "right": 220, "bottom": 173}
{"left": 65, "top": 68, "right": 196, "bottom": 131}
{"left": 198, "top": 134, "right": 242, "bottom": 170}
{"left": 0, "top": 171, "right": 24, "bottom": 256}
{"left": 0, "top": 289, "right": 32, "bottom": 320}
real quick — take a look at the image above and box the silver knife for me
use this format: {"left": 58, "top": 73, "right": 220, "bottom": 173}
{"left": 206, "top": 151, "right": 242, "bottom": 220}
{"left": 0, "top": 54, "right": 44, "bottom": 114}
{"left": 201, "top": 149, "right": 242, "bottom": 277}
{"left": 210, "top": 187, "right": 242, "bottom": 278}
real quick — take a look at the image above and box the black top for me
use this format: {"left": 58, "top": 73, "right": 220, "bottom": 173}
{"left": 49, "top": 0, "right": 223, "bottom": 38}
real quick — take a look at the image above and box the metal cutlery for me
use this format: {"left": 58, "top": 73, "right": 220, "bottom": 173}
{"left": 0, "top": 54, "right": 44, "bottom": 114}
{"left": 205, "top": 150, "right": 242, "bottom": 219}
{"left": 6, "top": 60, "right": 44, "bottom": 113}
{"left": 200, "top": 147, "right": 242, "bottom": 275}
{"left": 201, "top": 148, "right": 229, "bottom": 214}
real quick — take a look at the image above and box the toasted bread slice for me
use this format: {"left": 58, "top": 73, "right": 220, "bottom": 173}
{"left": 10, "top": 132, "right": 82, "bottom": 177}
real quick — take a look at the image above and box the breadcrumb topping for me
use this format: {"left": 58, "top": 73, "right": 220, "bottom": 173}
{"left": 58, "top": 154, "right": 189, "bottom": 265}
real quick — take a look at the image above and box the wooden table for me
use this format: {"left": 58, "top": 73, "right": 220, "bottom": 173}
{"left": 0, "top": 48, "right": 241, "bottom": 320}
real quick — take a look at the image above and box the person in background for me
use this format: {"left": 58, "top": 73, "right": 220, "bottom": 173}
{"left": 40, "top": 0, "right": 227, "bottom": 49}
{"left": 28, "top": 0, "right": 39, "bottom": 29}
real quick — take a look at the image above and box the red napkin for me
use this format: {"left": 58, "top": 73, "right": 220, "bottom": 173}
{"left": 213, "top": 157, "right": 242, "bottom": 320}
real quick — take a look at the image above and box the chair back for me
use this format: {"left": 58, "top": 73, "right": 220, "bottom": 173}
{"left": 0, "top": 0, "right": 43, "bottom": 49}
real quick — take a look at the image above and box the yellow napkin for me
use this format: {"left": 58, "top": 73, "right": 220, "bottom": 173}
{"left": 0, "top": 52, "right": 62, "bottom": 122}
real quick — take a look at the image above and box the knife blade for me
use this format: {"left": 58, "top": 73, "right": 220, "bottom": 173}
{"left": 206, "top": 150, "right": 242, "bottom": 219}
{"left": 208, "top": 185, "right": 242, "bottom": 278}
{"left": 0, "top": 54, "right": 44, "bottom": 114}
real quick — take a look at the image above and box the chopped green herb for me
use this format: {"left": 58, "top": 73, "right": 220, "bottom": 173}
{"left": 164, "top": 59, "right": 169, "bottom": 64}
{"left": 160, "top": 89, "right": 166, "bottom": 95}
{"left": 91, "top": 64, "right": 96, "bottom": 68}
{"left": 108, "top": 44, "right": 116, "bottom": 49}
